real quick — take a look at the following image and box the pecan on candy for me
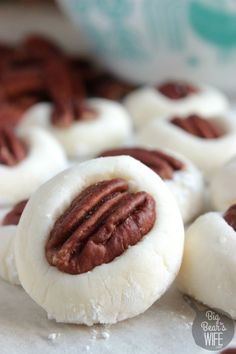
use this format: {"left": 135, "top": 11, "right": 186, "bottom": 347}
{"left": 98, "top": 148, "right": 184, "bottom": 180}
{"left": 171, "top": 114, "right": 223, "bottom": 139}
{"left": 0, "top": 127, "right": 27, "bottom": 166}
{"left": 22, "top": 34, "right": 61, "bottom": 60}
{"left": 1, "top": 35, "right": 60, "bottom": 71}
{"left": 158, "top": 80, "right": 198, "bottom": 99}
{"left": 2, "top": 200, "right": 28, "bottom": 226}
{"left": 224, "top": 204, "right": 236, "bottom": 231}
{"left": 45, "top": 178, "right": 156, "bottom": 274}
{"left": 45, "top": 57, "right": 96, "bottom": 128}
{"left": 0, "top": 102, "right": 29, "bottom": 128}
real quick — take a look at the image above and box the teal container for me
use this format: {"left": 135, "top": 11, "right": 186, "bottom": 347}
{"left": 58, "top": 0, "right": 236, "bottom": 94}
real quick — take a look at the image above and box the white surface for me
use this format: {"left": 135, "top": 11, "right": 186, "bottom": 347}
{"left": 0, "top": 279, "right": 213, "bottom": 354}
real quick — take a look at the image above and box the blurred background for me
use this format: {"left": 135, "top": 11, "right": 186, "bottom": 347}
{"left": 1, "top": 0, "right": 236, "bottom": 95}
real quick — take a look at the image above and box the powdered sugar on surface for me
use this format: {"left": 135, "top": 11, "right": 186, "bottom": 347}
{"left": 0, "top": 280, "right": 216, "bottom": 354}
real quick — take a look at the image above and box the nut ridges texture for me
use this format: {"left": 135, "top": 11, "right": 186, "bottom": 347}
{"left": 171, "top": 114, "right": 223, "bottom": 139}
{"left": 46, "top": 178, "right": 156, "bottom": 275}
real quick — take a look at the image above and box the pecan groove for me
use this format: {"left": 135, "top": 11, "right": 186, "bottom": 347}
{"left": 2, "top": 200, "right": 28, "bottom": 226}
{"left": 46, "top": 178, "right": 156, "bottom": 274}
{"left": 98, "top": 148, "right": 184, "bottom": 180}
{"left": 0, "top": 127, "right": 27, "bottom": 166}
{"left": 224, "top": 204, "right": 236, "bottom": 231}
{"left": 158, "top": 81, "right": 198, "bottom": 99}
{"left": 171, "top": 115, "right": 223, "bottom": 139}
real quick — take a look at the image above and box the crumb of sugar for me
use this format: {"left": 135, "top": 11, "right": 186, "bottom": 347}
{"left": 48, "top": 333, "right": 61, "bottom": 342}
{"left": 90, "top": 327, "right": 110, "bottom": 341}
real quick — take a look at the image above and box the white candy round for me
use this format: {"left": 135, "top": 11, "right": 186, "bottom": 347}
{"left": 137, "top": 116, "right": 236, "bottom": 179}
{"left": 15, "top": 156, "right": 184, "bottom": 325}
{"left": 162, "top": 150, "right": 205, "bottom": 224}
{"left": 0, "top": 127, "right": 67, "bottom": 206}
{"left": 20, "top": 98, "right": 132, "bottom": 158}
{"left": 124, "top": 84, "right": 229, "bottom": 129}
{"left": 0, "top": 208, "right": 19, "bottom": 285}
{"left": 210, "top": 156, "right": 236, "bottom": 211}
{"left": 178, "top": 211, "right": 236, "bottom": 319}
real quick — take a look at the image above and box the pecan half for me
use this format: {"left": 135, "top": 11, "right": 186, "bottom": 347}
{"left": 2, "top": 200, "right": 28, "bottom": 226}
{"left": 0, "top": 127, "right": 27, "bottom": 166}
{"left": 0, "top": 102, "right": 27, "bottom": 128}
{"left": 51, "top": 102, "right": 97, "bottom": 128}
{"left": 158, "top": 80, "right": 198, "bottom": 99}
{"left": 224, "top": 204, "right": 236, "bottom": 231}
{"left": 45, "top": 178, "right": 156, "bottom": 274}
{"left": 98, "top": 148, "right": 184, "bottom": 180}
{"left": 23, "top": 34, "right": 61, "bottom": 60}
{"left": 171, "top": 115, "right": 223, "bottom": 139}
{"left": 45, "top": 57, "right": 95, "bottom": 128}
{"left": 1, "top": 66, "right": 44, "bottom": 99}
{"left": 2, "top": 35, "right": 60, "bottom": 71}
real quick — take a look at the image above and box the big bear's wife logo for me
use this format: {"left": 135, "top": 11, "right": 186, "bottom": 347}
{"left": 184, "top": 295, "right": 234, "bottom": 351}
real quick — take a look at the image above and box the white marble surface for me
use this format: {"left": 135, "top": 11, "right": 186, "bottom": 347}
{"left": 0, "top": 279, "right": 213, "bottom": 354}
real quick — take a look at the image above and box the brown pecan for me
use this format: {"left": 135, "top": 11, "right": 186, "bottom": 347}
{"left": 158, "top": 81, "right": 198, "bottom": 99}
{"left": 87, "top": 73, "right": 137, "bottom": 100}
{"left": 44, "top": 57, "right": 95, "bottom": 127}
{"left": 1, "top": 66, "right": 44, "bottom": 99}
{"left": 45, "top": 178, "right": 156, "bottom": 274}
{"left": 98, "top": 148, "right": 184, "bottom": 180}
{"left": 11, "top": 94, "right": 42, "bottom": 111}
{"left": 51, "top": 102, "right": 97, "bottom": 128}
{"left": 0, "top": 102, "right": 26, "bottom": 128}
{"left": 224, "top": 204, "right": 236, "bottom": 231}
{"left": 1, "top": 35, "right": 60, "bottom": 72}
{"left": 69, "top": 56, "right": 99, "bottom": 82}
{"left": 0, "top": 127, "right": 27, "bottom": 166}
{"left": 171, "top": 114, "right": 223, "bottom": 139}
{"left": 23, "top": 34, "right": 61, "bottom": 60}
{"left": 2, "top": 200, "right": 28, "bottom": 226}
